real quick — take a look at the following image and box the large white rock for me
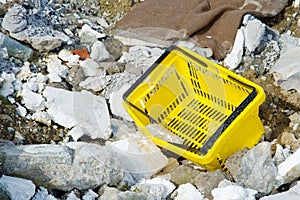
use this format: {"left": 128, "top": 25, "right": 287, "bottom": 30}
{"left": 99, "top": 186, "right": 155, "bottom": 200}
{"left": 79, "top": 24, "right": 105, "bottom": 44}
{"left": 22, "top": 86, "right": 45, "bottom": 112}
{"left": 237, "top": 142, "right": 278, "bottom": 194}
{"left": 133, "top": 177, "right": 176, "bottom": 199}
{"left": 32, "top": 187, "right": 56, "bottom": 200}
{"left": 261, "top": 181, "right": 300, "bottom": 200}
{"left": 43, "top": 86, "right": 111, "bottom": 140}
{"left": 119, "top": 46, "right": 164, "bottom": 71}
{"left": 90, "top": 41, "right": 111, "bottom": 62}
{"left": 79, "top": 75, "right": 111, "bottom": 92}
{"left": 107, "top": 131, "right": 168, "bottom": 180}
{"left": 171, "top": 183, "right": 206, "bottom": 200}
{"left": 0, "top": 142, "right": 124, "bottom": 191}
{"left": 270, "top": 46, "right": 300, "bottom": 94}
{"left": 58, "top": 49, "right": 80, "bottom": 65}
{"left": 278, "top": 148, "right": 300, "bottom": 183}
{"left": 0, "top": 72, "right": 16, "bottom": 97}
{"left": 109, "top": 83, "right": 132, "bottom": 121}
{"left": 212, "top": 179, "right": 257, "bottom": 200}
{"left": 82, "top": 189, "right": 98, "bottom": 200}
{"left": 0, "top": 175, "right": 36, "bottom": 200}
{"left": 224, "top": 29, "right": 244, "bottom": 70}
{"left": 79, "top": 58, "right": 104, "bottom": 77}
{"left": 243, "top": 16, "right": 266, "bottom": 53}
{"left": 1, "top": 4, "right": 27, "bottom": 33}
{"left": 46, "top": 55, "right": 68, "bottom": 83}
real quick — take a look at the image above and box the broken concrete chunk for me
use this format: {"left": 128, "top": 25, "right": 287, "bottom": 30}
{"left": 107, "top": 131, "right": 168, "bottom": 180}
{"left": 243, "top": 15, "right": 266, "bottom": 53}
{"left": 82, "top": 189, "right": 98, "bottom": 200}
{"left": 224, "top": 29, "right": 244, "bottom": 70}
{"left": 43, "top": 86, "right": 111, "bottom": 140}
{"left": 260, "top": 181, "right": 300, "bottom": 200}
{"left": 171, "top": 183, "right": 206, "bottom": 200}
{"left": 79, "top": 24, "right": 105, "bottom": 44}
{"left": 79, "top": 75, "right": 111, "bottom": 92}
{"left": 278, "top": 148, "right": 300, "bottom": 183}
{"left": 99, "top": 186, "right": 155, "bottom": 200}
{"left": 236, "top": 142, "right": 279, "bottom": 194}
{"left": 1, "top": 4, "right": 27, "bottom": 33}
{"left": 0, "top": 175, "right": 36, "bottom": 200}
{"left": 90, "top": 41, "right": 111, "bottom": 62}
{"left": 270, "top": 46, "right": 300, "bottom": 94}
{"left": 0, "top": 72, "right": 16, "bottom": 97}
{"left": 58, "top": 49, "right": 80, "bottom": 65}
{"left": 211, "top": 179, "right": 257, "bottom": 200}
{"left": 0, "top": 142, "right": 124, "bottom": 191}
{"left": 22, "top": 86, "right": 45, "bottom": 112}
{"left": 31, "top": 111, "right": 52, "bottom": 126}
{"left": 79, "top": 58, "right": 104, "bottom": 77}
{"left": 133, "top": 177, "right": 175, "bottom": 199}
{"left": 66, "top": 191, "right": 80, "bottom": 200}
{"left": 32, "top": 187, "right": 56, "bottom": 200}
{"left": 119, "top": 46, "right": 164, "bottom": 71}
{"left": 109, "top": 83, "right": 132, "bottom": 121}
{"left": 46, "top": 55, "right": 69, "bottom": 83}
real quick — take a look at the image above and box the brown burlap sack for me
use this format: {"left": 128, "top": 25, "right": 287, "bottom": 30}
{"left": 115, "top": 0, "right": 288, "bottom": 60}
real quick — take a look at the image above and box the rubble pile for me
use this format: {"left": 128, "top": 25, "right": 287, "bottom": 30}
{"left": 1, "top": 0, "right": 300, "bottom": 199}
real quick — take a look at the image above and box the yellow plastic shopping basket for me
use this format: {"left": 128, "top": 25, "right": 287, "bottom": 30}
{"left": 123, "top": 46, "right": 265, "bottom": 171}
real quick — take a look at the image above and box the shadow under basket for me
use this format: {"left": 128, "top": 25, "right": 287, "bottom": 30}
{"left": 123, "top": 46, "right": 266, "bottom": 171}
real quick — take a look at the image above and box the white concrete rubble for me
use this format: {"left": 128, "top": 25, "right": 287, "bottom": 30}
{"left": 99, "top": 186, "right": 155, "bottom": 200}
{"left": 278, "top": 148, "right": 300, "bottom": 183}
{"left": 43, "top": 86, "right": 111, "bottom": 140}
{"left": 79, "top": 24, "right": 105, "bottom": 44}
{"left": 32, "top": 187, "right": 56, "bottom": 200}
{"left": 1, "top": 4, "right": 27, "bottom": 33}
{"left": 270, "top": 46, "right": 300, "bottom": 94}
{"left": 0, "top": 175, "right": 36, "bottom": 200}
{"left": 109, "top": 83, "right": 132, "bottom": 121}
{"left": 66, "top": 191, "right": 80, "bottom": 200}
{"left": 31, "top": 111, "right": 52, "bottom": 126}
{"left": 171, "top": 183, "right": 207, "bottom": 200}
{"left": 107, "top": 131, "right": 168, "bottom": 180}
{"left": 119, "top": 46, "right": 164, "bottom": 71}
{"left": 261, "top": 181, "right": 300, "bottom": 200}
{"left": 243, "top": 15, "right": 266, "bottom": 53}
{"left": 0, "top": 72, "right": 16, "bottom": 97}
{"left": 16, "top": 104, "right": 27, "bottom": 117}
{"left": 82, "top": 189, "right": 98, "bottom": 200}
{"left": 0, "top": 142, "right": 124, "bottom": 191}
{"left": 90, "top": 41, "right": 111, "bottom": 62}
{"left": 212, "top": 179, "right": 257, "bottom": 200}
{"left": 46, "top": 55, "right": 69, "bottom": 83}
{"left": 133, "top": 177, "right": 175, "bottom": 199}
{"left": 79, "top": 75, "right": 111, "bottom": 92}
{"left": 79, "top": 58, "right": 104, "bottom": 77}
{"left": 21, "top": 85, "right": 45, "bottom": 112}
{"left": 224, "top": 29, "right": 244, "bottom": 69}
{"left": 58, "top": 49, "right": 80, "bottom": 65}
{"left": 17, "top": 64, "right": 35, "bottom": 81}
{"left": 237, "top": 142, "right": 278, "bottom": 194}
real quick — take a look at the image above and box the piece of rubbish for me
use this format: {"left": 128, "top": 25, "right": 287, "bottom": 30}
{"left": 71, "top": 48, "right": 90, "bottom": 60}
{"left": 123, "top": 46, "right": 265, "bottom": 171}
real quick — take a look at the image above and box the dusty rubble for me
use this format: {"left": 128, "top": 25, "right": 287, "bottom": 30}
{"left": 1, "top": 0, "right": 300, "bottom": 199}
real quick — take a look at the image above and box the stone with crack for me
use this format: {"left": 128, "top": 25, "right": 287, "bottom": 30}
{"left": 106, "top": 131, "right": 168, "bottom": 180}
{"left": 0, "top": 175, "right": 36, "bottom": 200}
{"left": 0, "top": 142, "right": 124, "bottom": 191}
{"left": 171, "top": 183, "right": 207, "bottom": 200}
{"left": 43, "top": 86, "right": 111, "bottom": 140}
